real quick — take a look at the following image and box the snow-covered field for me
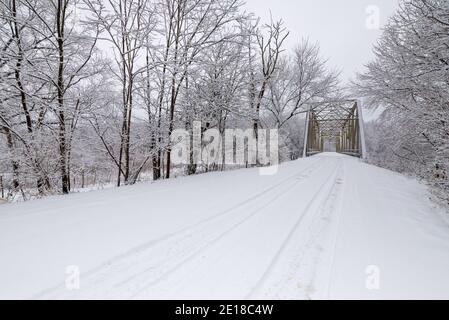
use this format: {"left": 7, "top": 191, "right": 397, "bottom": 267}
{"left": 1, "top": 153, "right": 449, "bottom": 300}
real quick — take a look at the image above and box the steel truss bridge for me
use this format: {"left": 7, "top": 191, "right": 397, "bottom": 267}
{"left": 302, "top": 99, "right": 367, "bottom": 159}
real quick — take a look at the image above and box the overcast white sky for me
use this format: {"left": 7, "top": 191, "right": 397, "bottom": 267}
{"left": 244, "top": 0, "right": 400, "bottom": 84}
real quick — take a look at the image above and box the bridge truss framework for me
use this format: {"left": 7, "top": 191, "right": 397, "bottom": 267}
{"left": 302, "top": 99, "right": 367, "bottom": 159}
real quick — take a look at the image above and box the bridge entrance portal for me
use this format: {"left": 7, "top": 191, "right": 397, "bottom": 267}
{"left": 302, "top": 99, "right": 366, "bottom": 158}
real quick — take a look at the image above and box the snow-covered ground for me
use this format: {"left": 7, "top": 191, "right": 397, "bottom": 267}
{"left": 1, "top": 153, "right": 449, "bottom": 300}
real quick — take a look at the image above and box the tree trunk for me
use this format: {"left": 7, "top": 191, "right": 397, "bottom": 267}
{"left": 56, "top": 0, "right": 69, "bottom": 194}
{"left": 5, "top": 128, "right": 20, "bottom": 190}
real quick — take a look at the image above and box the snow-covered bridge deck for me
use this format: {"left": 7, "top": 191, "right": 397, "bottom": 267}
{"left": 1, "top": 153, "right": 448, "bottom": 299}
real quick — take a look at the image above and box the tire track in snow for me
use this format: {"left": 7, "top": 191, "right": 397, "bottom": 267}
{"left": 247, "top": 159, "right": 344, "bottom": 299}
{"left": 36, "top": 158, "right": 328, "bottom": 299}
{"left": 320, "top": 159, "right": 347, "bottom": 300}
{"left": 124, "top": 159, "right": 341, "bottom": 299}
{"left": 103, "top": 160, "right": 333, "bottom": 299}
{"left": 298, "top": 162, "right": 345, "bottom": 299}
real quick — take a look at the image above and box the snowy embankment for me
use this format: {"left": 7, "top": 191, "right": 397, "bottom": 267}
{"left": 1, "top": 153, "right": 448, "bottom": 299}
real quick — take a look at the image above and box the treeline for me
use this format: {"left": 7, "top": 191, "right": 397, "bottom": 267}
{"left": 0, "top": 0, "right": 339, "bottom": 200}
{"left": 357, "top": 0, "right": 449, "bottom": 202}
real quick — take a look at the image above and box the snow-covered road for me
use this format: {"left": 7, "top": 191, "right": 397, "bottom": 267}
{"left": 1, "top": 153, "right": 449, "bottom": 299}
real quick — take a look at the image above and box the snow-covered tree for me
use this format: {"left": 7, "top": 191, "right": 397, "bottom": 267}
{"left": 356, "top": 0, "right": 449, "bottom": 201}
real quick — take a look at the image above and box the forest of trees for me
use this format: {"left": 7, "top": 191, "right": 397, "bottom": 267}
{"left": 0, "top": 0, "right": 339, "bottom": 200}
{"left": 1, "top": 0, "right": 447, "bottom": 204}
{"left": 357, "top": 0, "right": 449, "bottom": 202}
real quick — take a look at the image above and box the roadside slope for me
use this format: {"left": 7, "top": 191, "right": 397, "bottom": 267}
{"left": 328, "top": 157, "right": 449, "bottom": 299}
